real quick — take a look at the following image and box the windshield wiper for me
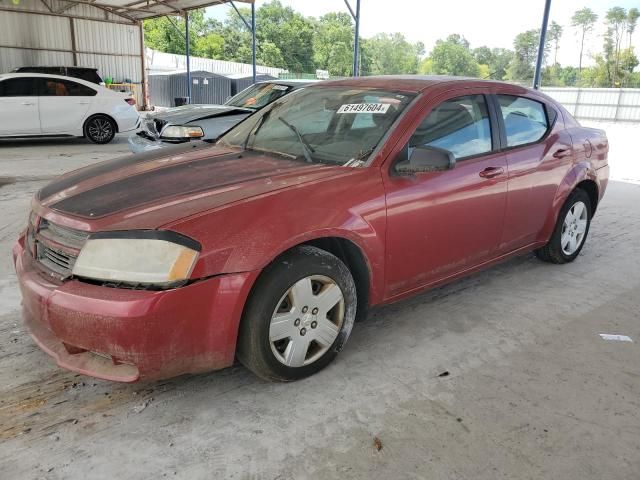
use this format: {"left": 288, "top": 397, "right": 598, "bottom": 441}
{"left": 343, "top": 145, "right": 376, "bottom": 167}
{"left": 242, "top": 109, "right": 272, "bottom": 150}
{"left": 277, "top": 117, "right": 315, "bottom": 163}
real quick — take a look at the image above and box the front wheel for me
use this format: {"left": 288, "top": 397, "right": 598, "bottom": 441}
{"left": 237, "top": 246, "right": 357, "bottom": 382}
{"left": 536, "top": 188, "right": 592, "bottom": 264}
{"left": 84, "top": 115, "right": 116, "bottom": 144}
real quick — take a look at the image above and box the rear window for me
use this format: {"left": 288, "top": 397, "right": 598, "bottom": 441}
{"left": 497, "top": 95, "right": 549, "bottom": 147}
{"left": 226, "top": 83, "right": 293, "bottom": 110}
{"left": 13, "top": 67, "right": 102, "bottom": 84}
{"left": 67, "top": 68, "right": 103, "bottom": 84}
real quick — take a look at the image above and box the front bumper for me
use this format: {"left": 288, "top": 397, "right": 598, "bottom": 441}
{"left": 13, "top": 239, "right": 257, "bottom": 382}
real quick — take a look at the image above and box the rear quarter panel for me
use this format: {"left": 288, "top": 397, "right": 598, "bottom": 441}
{"left": 90, "top": 93, "right": 139, "bottom": 132}
{"left": 536, "top": 103, "right": 609, "bottom": 239}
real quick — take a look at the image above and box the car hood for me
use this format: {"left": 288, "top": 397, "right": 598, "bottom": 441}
{"left": 146, "top": 104, "right": 254, "bottom": 125}
{"left": 36, "top": 144, "right": 351, "bottom": 230}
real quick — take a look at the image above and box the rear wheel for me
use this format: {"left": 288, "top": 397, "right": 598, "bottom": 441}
{"left": 237, "top": 246, "right": 357, "bottom": 381}
{"left": 84, "top": 115, "right": 116, "bottom": 144}
{"left": 536, "top": 188, "right": 592, "bottom": 264}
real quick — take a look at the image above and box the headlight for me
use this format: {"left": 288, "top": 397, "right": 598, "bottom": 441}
{"left": 161, "top": 125, "right": 204, "bottom": 139}
{"left": 72, "top": 231, "right": 200, "bottom": 286}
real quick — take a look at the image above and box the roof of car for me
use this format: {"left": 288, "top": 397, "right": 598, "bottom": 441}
{"left": 0, "top": 72, "right": 118, "bottom": 95}
{"left": 13, "top": 66, "right": 98, "bottom": 71}
{"left": 314, "top": 75, "right": 515, "bottom": 93}
{"left": 261, "top": 79, "right": 317, "bottom": 87}
{"left": 0, "top": 72, "right": 98, "bottom": 86}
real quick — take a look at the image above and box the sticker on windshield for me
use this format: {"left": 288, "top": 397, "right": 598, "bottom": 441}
{"left": 337, "top": 103, "right": 391, "bottom": 114}
{"left": 272, "top": 85, "right": 289, "bottom": 91}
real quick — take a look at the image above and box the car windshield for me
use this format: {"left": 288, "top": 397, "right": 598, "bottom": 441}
{"left": 219, "top": 86, "right": 415, "bottom": 165}
{"left": 225, "top": 83, "right": 294, "bottom": 110}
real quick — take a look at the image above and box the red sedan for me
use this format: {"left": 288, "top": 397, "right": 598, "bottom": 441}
{"left": 14, "top": 76, "right": 609, "bottom": 382}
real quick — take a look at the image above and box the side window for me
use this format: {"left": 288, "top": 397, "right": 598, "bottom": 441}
{"left": 497, "top": 95, "right": 548, "bottom": 147}
{"left": 409, "top": 94, "right": 492, "bottom": 160}
{"left": 0, "top": 78, "right": 36, "bottom": 97}
{"left": 40, "top": 79, "right": 97, "bottom": 97}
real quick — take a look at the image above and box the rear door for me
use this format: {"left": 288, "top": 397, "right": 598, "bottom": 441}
{"left": 0, "top": 77, "right": 40, "bottom": 135}
{"left": 493, "top": 94, "right": 573, "bottom": 252}
{"left": 37, "top": 78, "right": 96, "bottom": 134}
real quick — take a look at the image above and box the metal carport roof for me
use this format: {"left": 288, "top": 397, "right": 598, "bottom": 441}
{"left": 44, "top": 0, "right": 254, "bottom": 22}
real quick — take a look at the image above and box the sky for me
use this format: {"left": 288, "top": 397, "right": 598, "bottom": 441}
{"left": 207, "top": 0, "right": 640, "bottom": 68}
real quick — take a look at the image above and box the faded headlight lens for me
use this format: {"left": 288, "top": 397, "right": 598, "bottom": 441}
{"left": 72, "top": 231, "right": 200, "bottom": 286}
{"left": 161, "top": 125, "right": 204, "bottom": 139}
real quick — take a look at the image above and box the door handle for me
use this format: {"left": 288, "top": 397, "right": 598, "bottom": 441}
{"left": 479, "top": 166, "right": 504, "bottom": 179}
{"left": 553, "top": 148, "right": 571, "bottom": 159}
{"left": 21, "top": 101, "right": 35, "bottom": 106}
{"left": 78, "top": 101, "right": 90, "bottom": 105}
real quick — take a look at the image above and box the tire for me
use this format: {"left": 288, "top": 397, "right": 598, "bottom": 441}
{"left": 237, "top": 245, "right": 357, "bottom": 382}
{"left": 535, "top": 188, "right": 592, "bottom": 264}
{"left": 84, "top": 115, "right": 116, "bottom": 144}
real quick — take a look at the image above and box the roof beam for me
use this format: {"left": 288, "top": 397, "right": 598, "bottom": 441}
{"left": 40, "top": 0, "right": 54, "bottom": 12}
{"left": 0, "top": 5, "right": 136, "bottom": 24}
{"left": 116, "top": 0, "right": 181, "bottom": 15}
{"left": 51, "top": 0, "right": 159, "bottom": 15}
{"left": 56, "top": 2, "right": 80, "bottom": 14}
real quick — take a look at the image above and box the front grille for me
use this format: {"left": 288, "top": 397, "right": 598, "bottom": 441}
{"left": 141, "top": 119, "right": 159, "bottom": 139}
{"left": 31, "top": 215, "right": 89, "bottom": 278}
{"left": 39, "top": 218, "right": 88, "bottom": 249}
{"left": 154, "top": 118, "right": 167, "bottom": 134}
{"left": 38, "top": 244, "right": 75, "bottom": 275}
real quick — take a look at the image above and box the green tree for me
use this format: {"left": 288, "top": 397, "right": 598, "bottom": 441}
{"left": 548, "top": 21, "right": 563, "bottom": 65}
{"left": 571, "top": 7, "right": 598, "bottom": 71}
{"left": 506, "top": 29, "right": 540, "bottom": 83}
{"left": 194, "top": 31, "right": 225, "bottom": 59}
{"left": 257, "top": 0, "right": 315, "bottom": 72}
{"left": 619, "top": 48, "right": 639, "bottom": 74}
{"left": 603, "top": 29, "right": 616, "bottom": 85}
{"left": 626, "top": 8, "right": 639, "bottom": 73}
{"left": 313, "top": 12, "right": 354, "bottom": 76}
{"left": 143, "top": 10, "right": 208, "bottom": 56}
{"left": 629, "top": 8, "right": 640, "bottom": 45}
{"left": 559, "top": 66, "right": 580, "bottom": 86}
{"left": 606, "top": 6, "right": 628, "bottom": 85}
{"left": 424, "top": 34, "right": 480, "bottom": 77}
{"left": 361, "top": 33, "right": 424, "bottom": 75}
{"left": 473, "top": 47, "right": 513, "bottom": 80}
{"left": 214, "top": 10, "right": 253, "bottom": 64}
{"left": 472, "top": 46, "right": 493, "bottom": 66}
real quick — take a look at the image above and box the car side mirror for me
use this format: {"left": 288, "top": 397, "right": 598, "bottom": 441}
{"left": 395, "top": 146, "right": 456, "bottom": 175}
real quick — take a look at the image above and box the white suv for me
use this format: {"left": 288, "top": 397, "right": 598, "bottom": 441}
{"left": 0, "top": 73, "right": 139, "bottom": 144}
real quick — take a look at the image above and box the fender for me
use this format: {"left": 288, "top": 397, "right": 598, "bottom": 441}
{"left": 257, "top": 227, "right": 382, "bottom": 304}
{"left": 538, "top": 161, "right": 598, "bottom": 243}
{"left": 171, "top": 167, "right": 389, "bottom": 305}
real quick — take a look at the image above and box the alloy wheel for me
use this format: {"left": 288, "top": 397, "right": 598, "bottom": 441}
{"left": 88, "top": 118, "right": 113, "bottom": 142}
{"left": 561, "top": 200, "right": 588, "bottom": 255}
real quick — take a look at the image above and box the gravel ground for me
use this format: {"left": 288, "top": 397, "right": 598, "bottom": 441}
{"left": 0, "top": 125, "right": 639, "bottom": 480}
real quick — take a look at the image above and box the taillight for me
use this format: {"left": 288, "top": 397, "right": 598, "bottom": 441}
{"left": 125, "top": 98, "right": 136, "bottom": 106}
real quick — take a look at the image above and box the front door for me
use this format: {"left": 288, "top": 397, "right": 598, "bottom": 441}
{"left": 383, "top": 92, "right": 508, "bottom": 298}
{"left": 0, "top": 77, "right": 40, "bottom": 135}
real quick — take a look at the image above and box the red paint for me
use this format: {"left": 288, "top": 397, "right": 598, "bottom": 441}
{"left": 14, "top": 77, "right": 609, "bottom": 381}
